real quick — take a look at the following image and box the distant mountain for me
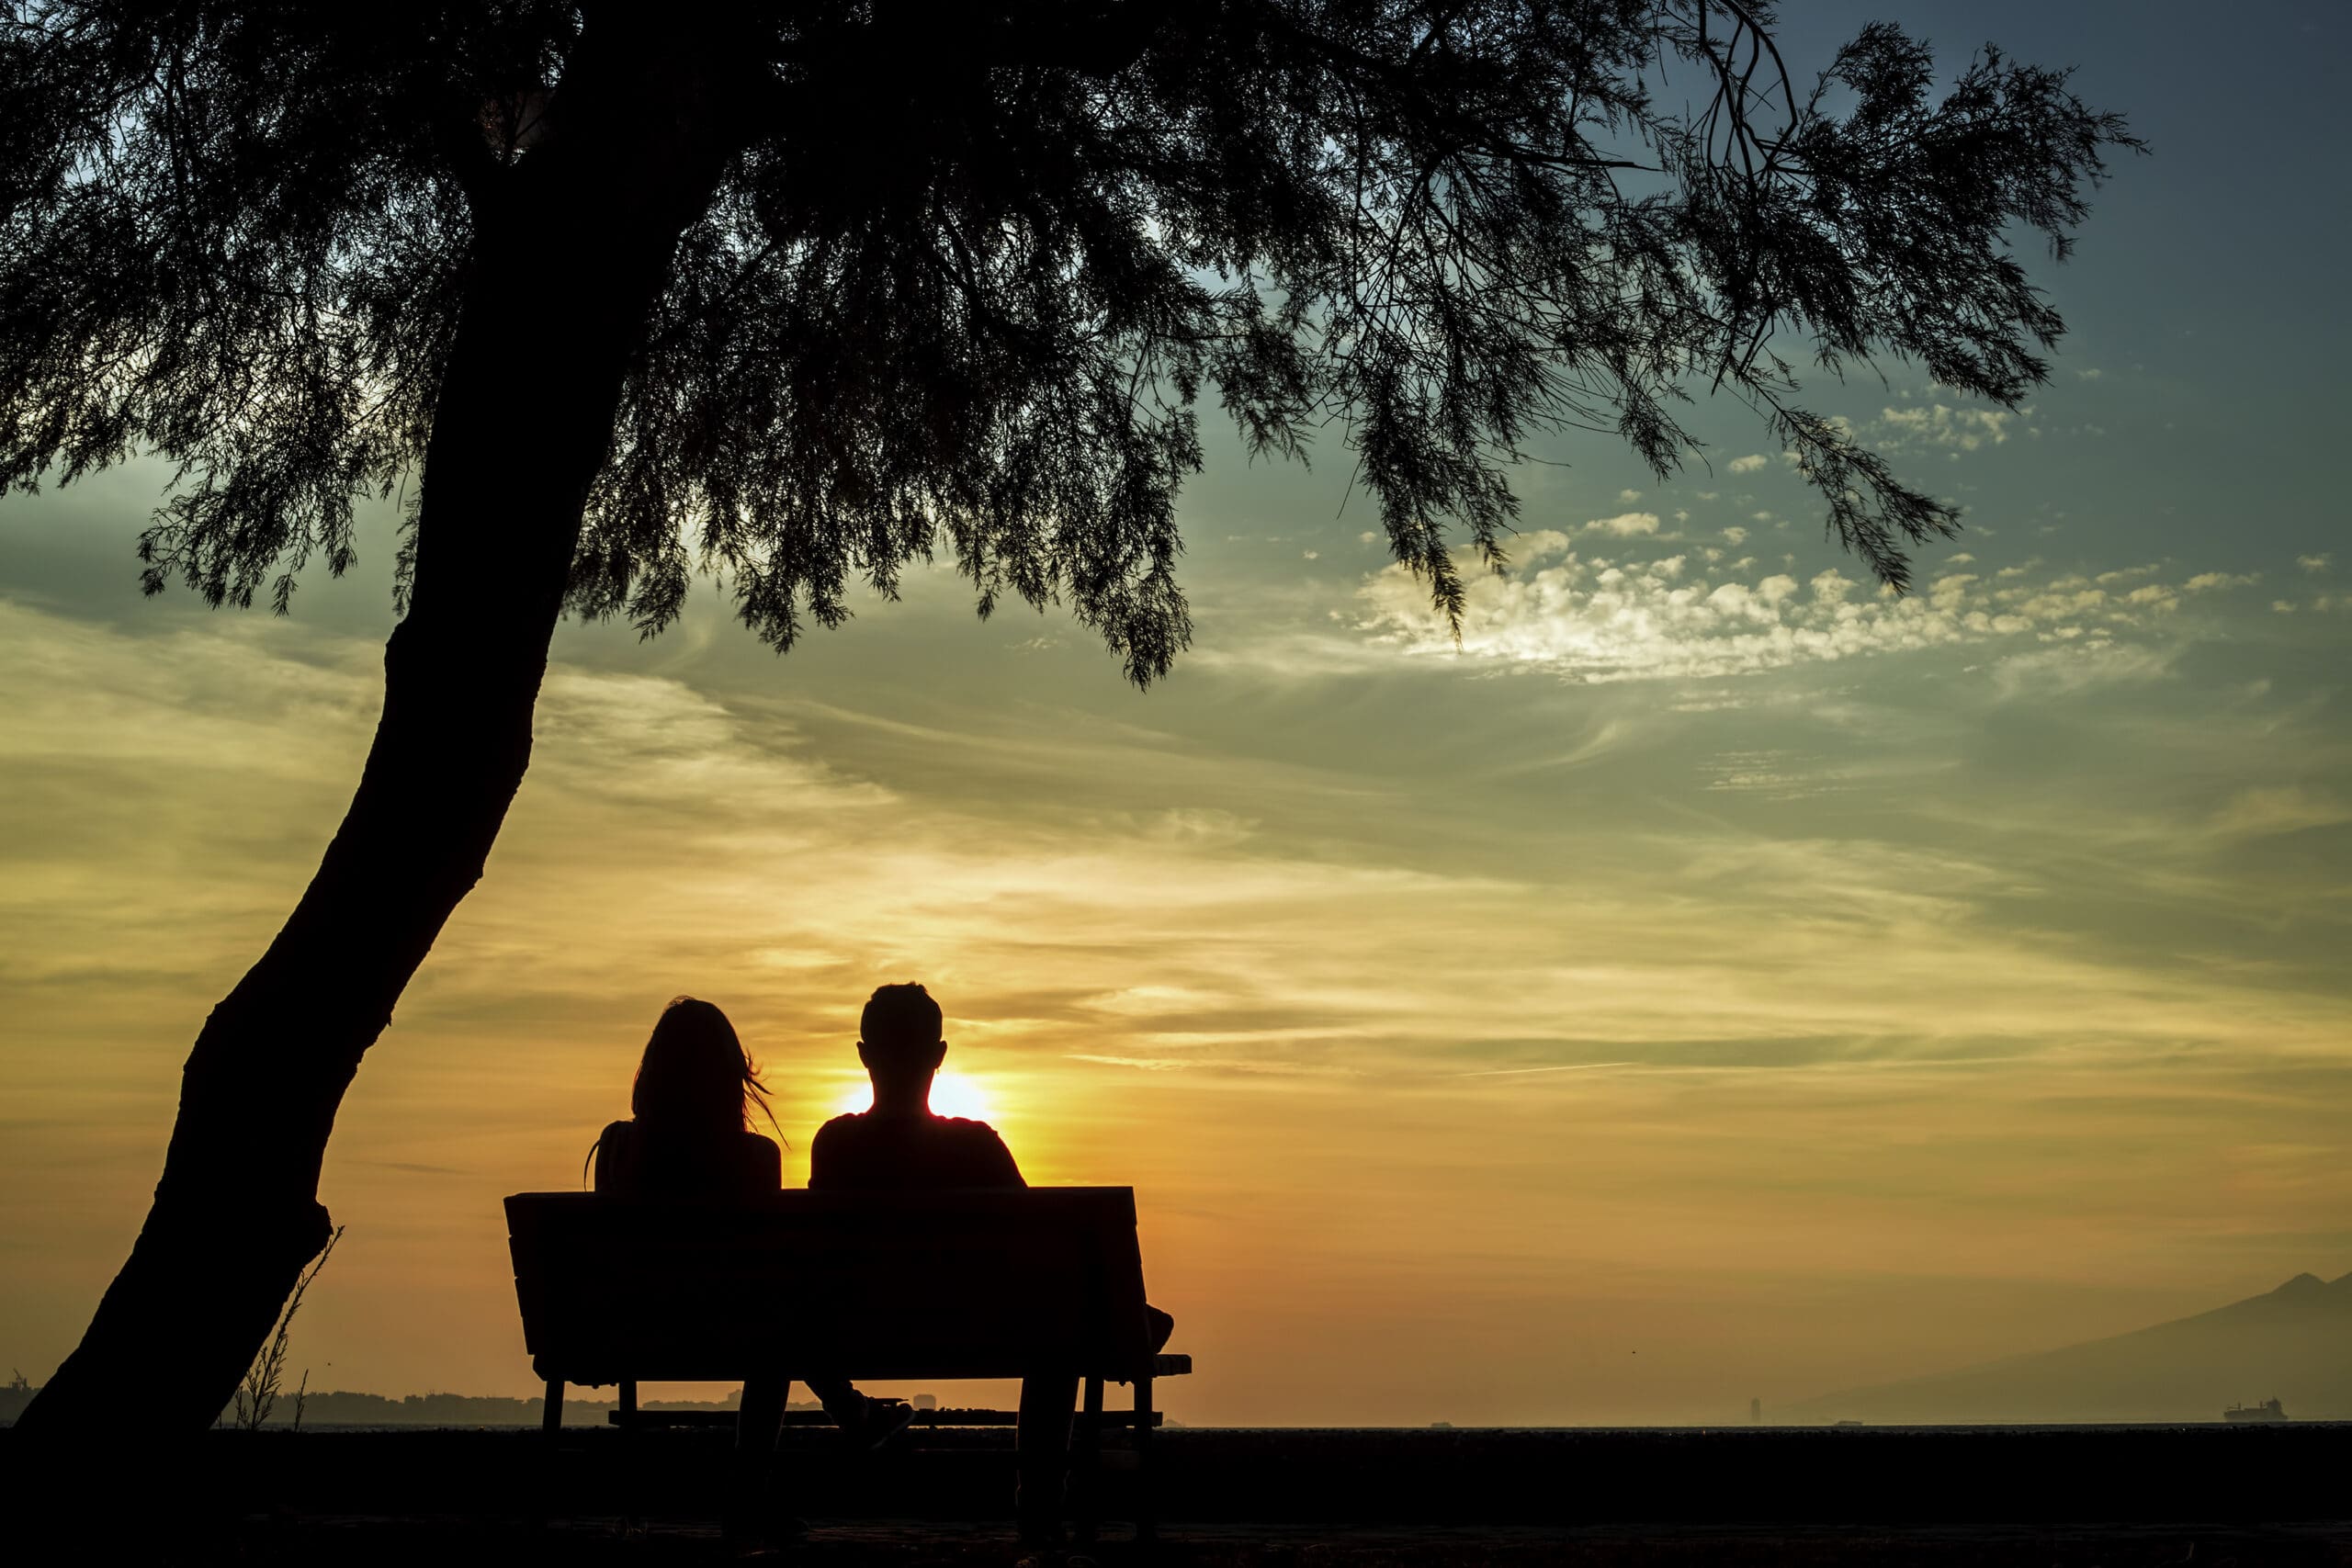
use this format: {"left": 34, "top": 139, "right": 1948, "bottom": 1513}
{"left": 1786, "top": 1270, "right": 2352, "bottom": 1424}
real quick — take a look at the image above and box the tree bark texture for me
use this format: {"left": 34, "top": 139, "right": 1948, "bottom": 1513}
{"left": 20, "top": 12, "right": 752, "bottom": 1440}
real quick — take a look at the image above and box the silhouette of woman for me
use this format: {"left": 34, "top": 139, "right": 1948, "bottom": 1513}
{"left": 592, "top": 995, "right": 782, "bottom": 1199}
{"left": 591, "top": 997, "right": 909, "bottom": 1534}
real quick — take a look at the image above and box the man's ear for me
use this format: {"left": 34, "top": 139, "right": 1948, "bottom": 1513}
{"left": 927, "top": 1038, "right": 948, "bottom": 1072}
{"left": 855, "top": 1040, "right": 874, "bottom": 1071}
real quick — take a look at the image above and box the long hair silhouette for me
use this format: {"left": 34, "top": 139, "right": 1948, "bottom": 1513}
{"left": 585, "top": 996, "right": 782, "bottom": 1187}
{"left": 631, "top": 995, "right": 778, "bottom": 1139}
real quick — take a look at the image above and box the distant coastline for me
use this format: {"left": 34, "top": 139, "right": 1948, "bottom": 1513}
{"left": 0, "top": 1380, "right": 828, "bottom": 1428}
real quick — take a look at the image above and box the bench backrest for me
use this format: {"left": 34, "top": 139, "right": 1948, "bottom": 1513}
{"left": 505, "top": 1188, "right": 1150, "bottom": 1385}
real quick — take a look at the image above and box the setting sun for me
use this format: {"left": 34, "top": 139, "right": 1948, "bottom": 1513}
{"left": 834, "top": 1069, "right": 998, "bottom": 1125}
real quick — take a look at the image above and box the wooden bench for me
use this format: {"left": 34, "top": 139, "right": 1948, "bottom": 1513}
{"left": 505, "top": 1188, "right": 1192, "bottom": 1538}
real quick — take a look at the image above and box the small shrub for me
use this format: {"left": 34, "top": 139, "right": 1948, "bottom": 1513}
{"left": 232, "top": 1226, "right": 343, "bottom": 1432}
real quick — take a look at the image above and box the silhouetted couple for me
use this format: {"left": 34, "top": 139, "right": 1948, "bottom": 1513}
{"left": 592, "top": 984, "right": 1170, "bottom": 1546}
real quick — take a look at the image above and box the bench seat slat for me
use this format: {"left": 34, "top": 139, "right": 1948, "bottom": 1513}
{"left": 606, "top": 1406, "right": 1167, "bottom": 1428}
{"left": 507, "top": 1188, "right": 1164, "bottom": 1385}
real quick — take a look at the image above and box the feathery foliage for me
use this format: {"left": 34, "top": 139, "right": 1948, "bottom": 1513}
{"left": 0, "top": 2, "right": 2139, "bottom": 681}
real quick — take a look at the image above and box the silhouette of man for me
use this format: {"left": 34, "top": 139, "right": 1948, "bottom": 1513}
{"left": 811, "top": 982, "right": 1170, "bottom": 1547}
{"left": 809, "top": 983, "right": 1023, "bottom": 1191}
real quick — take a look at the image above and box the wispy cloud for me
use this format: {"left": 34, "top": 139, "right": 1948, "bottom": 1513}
{"left": 1583, "top": 510, "right": 1661, "bottom": 537}
{"left": 1347, "top": 550, "right": 2258, "bottom": 686}
{"left": 1871, "top": 401, "right": 2029, "bottom": 453}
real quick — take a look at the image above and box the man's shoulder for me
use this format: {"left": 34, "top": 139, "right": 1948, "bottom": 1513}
{"left": 935, "top": 1117, "right": 1023, "bottom": 1183}
{"left": 809, "top": 1111, "right": 1020, "bottom": 1188}
{"left": 810, "top": 1113, "right": 872, "bottom": 1161}
{"left": 923, "top": 1116, "right": 1018, "bottom": 1158}
{"left": 816, "top": 1111, "right": 1000, "bottom": 1139}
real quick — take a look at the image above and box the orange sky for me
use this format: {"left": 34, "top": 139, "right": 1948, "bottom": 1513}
{"left": 6, "top": 1, "right": 2352, "bottom": 1421}
{"left": 5, "top": 507, "right": 2346, "bottom": 1424}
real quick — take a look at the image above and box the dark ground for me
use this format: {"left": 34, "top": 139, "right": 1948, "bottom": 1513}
{"left": 6, "top": 1425, "right": 2347, "bottom": 1564}
{"left": 191, "top": 1517, "right": 2352, "bottom": 1567}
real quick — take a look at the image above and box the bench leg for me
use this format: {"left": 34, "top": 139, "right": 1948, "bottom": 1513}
{"left": 538, "top": 1380, "right": 564, "bottom": 1525}
{"left": 1134, "top": 1373, "right": 1157, "bottom": 1544}
{"left": 1072, "top": 1375, "right": 1105, "bottom": 1542}
{"left": 617, "top": 1381, "right": 641, "bottom": 1530}
{"left": 735, "top": 1375, "right": 788, "bottom": 1522}
{"left": 1016, "top": 1371, "right": 1078, "bottom": 1546}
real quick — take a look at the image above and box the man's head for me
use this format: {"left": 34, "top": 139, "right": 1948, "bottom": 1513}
{"left": 858, "top": 982, "right": 945, "bottom": 1111}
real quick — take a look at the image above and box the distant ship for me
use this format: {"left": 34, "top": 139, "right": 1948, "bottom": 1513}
{"left": 2222, "top": 1398, "right": 2287, "bottom": 1423}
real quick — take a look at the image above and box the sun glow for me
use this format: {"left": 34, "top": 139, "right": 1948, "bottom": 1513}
{"left": 833, "top": 1069, "right": 998, "bottom": 1124}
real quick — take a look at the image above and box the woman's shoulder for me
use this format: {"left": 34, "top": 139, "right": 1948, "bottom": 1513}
{"left": 592, "top": 1119, "right": 638, "bottom": 1191}
{"left": 736, "top": 1129, "right": 783, "bottom": 1187}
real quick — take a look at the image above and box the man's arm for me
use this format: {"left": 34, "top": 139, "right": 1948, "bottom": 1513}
{"left": 807, "top": 1118, "right": 844, "bottom": 1190}
{"left": 972, "top": 1123, "right": 1026, "bottom": 1188}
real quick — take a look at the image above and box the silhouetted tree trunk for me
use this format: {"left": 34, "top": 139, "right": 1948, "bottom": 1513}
{"left": 19, "top": 14, "right": 749, "bottom": 1439}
